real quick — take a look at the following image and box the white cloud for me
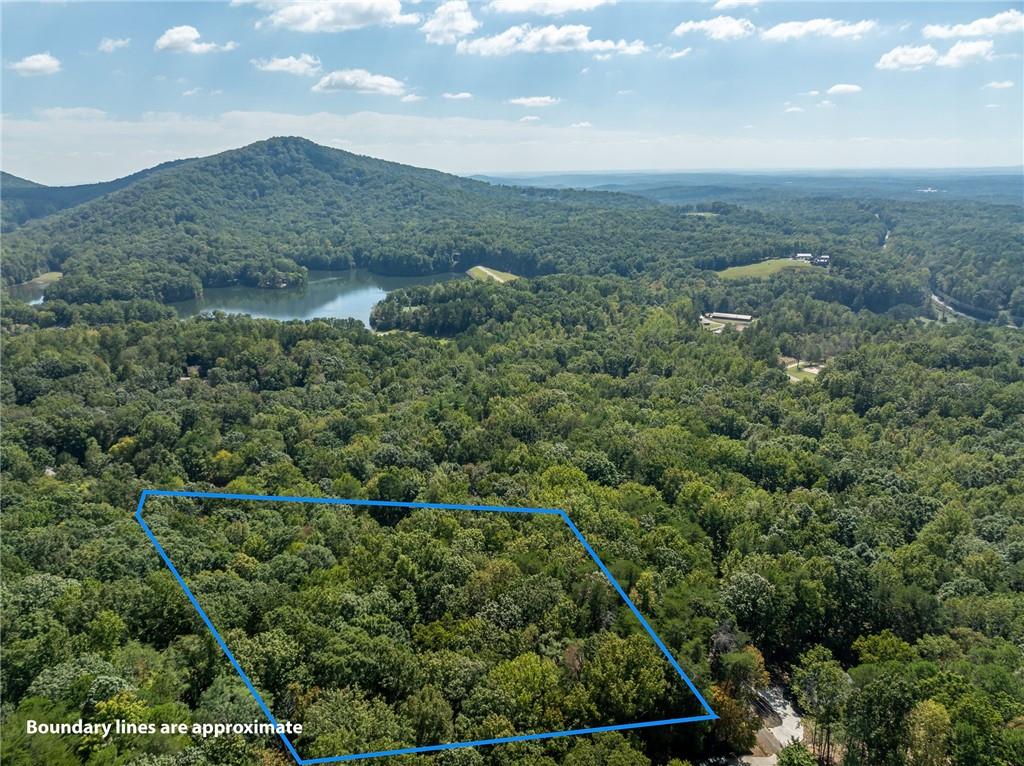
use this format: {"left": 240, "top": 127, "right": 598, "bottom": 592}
{"left": 487, "top": 0, "right": 615, "bottom": 14}
{"left": 458, "top": 24, "right": 645, "bottom": 55}
{"left": 798, "top": 89, "right": 820, "bottom": 97}
{"left": 8, "top": 52, "right": 61, "bottom": 76}
{"left": 570, "top": 121, "right": 592, "bottom": 128}
{"left": 252, "top": 54, "right": 322, "bottom": 76}
{"left": 827, "top": 83, "right": 862, "bottom": 95}
{"left": 984, "top": 80, "right": 1015, "bottom": 89}
{"left": 98, "top": 37, "right": 130, "bottom": 53}
{"left": 508, "top": 95, "right": 560, "bottom": 106}
{"left": 712, "top": 0, "right": 759, "bottom": 9}
{"left": 662, "top": 47, "right": 692, "bottom": 59}
{"left": 312, "top": 68, "right": 406, "bottom": 96}
{"left": 784, "top": 106, "right": 804, "bottom": 113}
{"left": 443, "top": 91, "right": 473, "bottom": 99}
{"left": 875, "top": 44, "right": 939, "bottom": 71}
{"left": 985, "top": 103, "right": 1000, "bottom": 108}
{"left": 400, "top": 94, "right": 425, "bottom": 102}
{"left": 155, "top": 26, "right": 237, "bottom": 54}
{"left": 816, "top": 99, "right": 835, "bottom": 108}
{"left": 234, "top": 0, "right": 419, "bottom": 32}
{"left": 182, "top": 87, "right": 202, "bottom": 96}
{"left": 519, "top": 115, "right": 540, "bottom": 121}
{"left": 616, "top": 89, "right": 633, "bottom": 95}
{"left": 875, "top": 40, "right": 996, "bottom": 71}
{"left": 936, "top": 39, "right": 995, "bottom": 68}
{"left": 923, "top": 9, "right": 1023, "bottom": 39}
{"left": 38, "top": 107, "right": 107, "bottom": 120}
{"left": 760, "top": 18, "right": 876, "bottom": 42}
{"left": 673, "top": 16, "right": 754, "bottom": 41}
{"left": 421, "top": 1, "right": 480, "bottom": 44}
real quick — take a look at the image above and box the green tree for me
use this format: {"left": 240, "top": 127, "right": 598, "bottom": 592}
{"left": 907, "top": 699, "right": 950, "bottom": 766}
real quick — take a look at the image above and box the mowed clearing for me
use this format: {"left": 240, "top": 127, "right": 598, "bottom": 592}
{"left": 717, "top": 259, "right": 811, "bottom": 280}
{"left": 16, "top": 271, "right": 63, "bottom": 288}
{"left": 468, "top": 265, "right": 519, "bottom": 284}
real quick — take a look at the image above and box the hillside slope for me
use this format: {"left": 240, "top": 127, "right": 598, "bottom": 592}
{"left": 1, "top": 138, "right": 823, "bottom": 304}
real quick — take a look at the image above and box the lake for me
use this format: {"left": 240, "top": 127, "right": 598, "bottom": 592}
{"left": 174, "top": 269, "right": 463, "bottom": 326}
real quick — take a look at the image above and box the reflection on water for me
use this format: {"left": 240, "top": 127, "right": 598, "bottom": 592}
{"left": 174, "top": 269, "right": 462, "bottom": 326}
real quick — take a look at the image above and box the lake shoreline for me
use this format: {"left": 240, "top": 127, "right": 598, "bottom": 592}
{"left": 171, "top": 268, "right": 464, "bottom": 327}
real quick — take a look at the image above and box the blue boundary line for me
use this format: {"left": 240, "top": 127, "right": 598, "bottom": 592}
{"left": 135, "top": 489, "right": 717, "bottom": 765}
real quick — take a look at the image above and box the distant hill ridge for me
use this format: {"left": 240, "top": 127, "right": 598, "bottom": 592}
{"left": 1, "top": 159, "right": 191, "bottom": 232}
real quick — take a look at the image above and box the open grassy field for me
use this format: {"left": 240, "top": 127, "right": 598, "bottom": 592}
{"left": 17, "top": 271, "right": 63, "bottom": 287}
{"left": 786, "top": 362, "right": 824, "bottom": 383}
{"left": 467, "top": 265, "right": 519, "bottom": 284}
{"left": 717, "top": 258, "right": 811, "bottom": 280}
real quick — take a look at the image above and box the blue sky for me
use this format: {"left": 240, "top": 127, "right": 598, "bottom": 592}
{"left": 2, "top": 1, "right": 1022, "bottom": 183}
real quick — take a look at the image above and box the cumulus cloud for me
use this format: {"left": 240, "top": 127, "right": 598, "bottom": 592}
{"left": 784, "top": 106, "right": 804, "bottom": 113}
{"left": 155, "top": 26, "right": 237, "bottom": 54}
{"left": 875, "top": 44, "right": 939, "bottom": 71}
{"left": 507, "top": 95, "right": 560, "bottom": 106}
{"left": 876, "top": 39, "right": 996, "bottom": 71}
{"left": 182, "top": 87, "right": 202, "bottom": 96}
{"left": 234, "top": 0, "right": 419, "bottom": 32}
{"left": 443, "top": 91, "right": 473, "bottom": 99}
{"left": 251, "top": 54, "right": 322, "bottom": 76}
{"left": 922, "top": 9, "right": 1023, "bottom": 39}
{"left": 8, "top": 52, "right": 61, "bottom": 76}
{"left": 760, "top": 18, "right": 876, "bottom": 41}
{"left": 400, "top": 94, "right": 425, "bottom": 102}
{"left": 457, "top": 24, "right": 646, "bottom": 55}
{"left": 673, "top": 16, "right": 755, "bottom": 40}
{"left": 421, "top": 1, "right": 480, "bottom": 44}
{"left": 984, "top": 80, "right": 1014, "bottom": 89}
{"left": 936, "top": 39, "right": 995, "bottom": 67}
{"left": 487, "top": 0, "right": 614, "bottom": 13}
{"left": 312, "top": 68, "right": 406, "bottom": 96}
{"left": 98, "top": 37, "right": 130, "bottom": 53}
{"left": 712, "top": 0, "right": 759, "bottom": 9}
{"left": 827, "top": 83, "right": 862, "bottom": 95}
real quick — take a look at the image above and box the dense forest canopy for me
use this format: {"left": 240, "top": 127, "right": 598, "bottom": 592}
{"left": 2, "top": 268, "right": 1022, "bottom": 764}
{"left": 1, "top": 139, "right": 1023, "bottom": 766}
{"left": 141, "top": 494, "right": 707, "bottom": 760}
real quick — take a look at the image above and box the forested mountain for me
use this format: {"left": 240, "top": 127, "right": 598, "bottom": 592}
{"left": 2, "top": 139, "right": 1019, "bottom": 320}
{"left": 2, "top": 138, "right": 840, "bottom": 304}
